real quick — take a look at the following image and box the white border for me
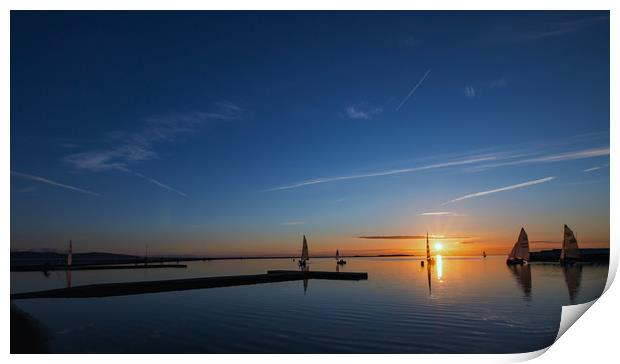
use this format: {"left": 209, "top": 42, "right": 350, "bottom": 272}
{"left": 3, "top": 1, "right": 617, "bottom": 363}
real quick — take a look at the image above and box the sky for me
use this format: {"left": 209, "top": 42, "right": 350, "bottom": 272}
{"left": 10, "top": 11, "right": 610, "bottom": 257}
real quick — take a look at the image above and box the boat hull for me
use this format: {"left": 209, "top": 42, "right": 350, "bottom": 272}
{"left": 506, "top": 258, "right": 526, "bottom": 266}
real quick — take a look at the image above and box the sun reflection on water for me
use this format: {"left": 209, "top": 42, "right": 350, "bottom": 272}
{"left": 436, "top": 255, "right": 443, "bottom": 281}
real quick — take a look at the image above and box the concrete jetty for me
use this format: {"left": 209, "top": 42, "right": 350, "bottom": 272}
{"left": 10, "top": 270, "right": 368, "bottom": 300}
{"left": 529, "top": 248, "right": 609, "bottom": 262}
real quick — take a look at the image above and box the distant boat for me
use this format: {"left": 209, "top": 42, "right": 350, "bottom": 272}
{"left": 426, "top": 233, "right": 434, "bottom": 263}
{"left": 66, "top": 240, "right": 73, "bottom": 288}
{"left": 67, "top": 240, "right": 73, "bottom": 267}
{"left": 506, "top": 228, "right": 530, "bottom": 265}
{"left": 336, "top": 249, "right": 346, "bottom": 265}
{"left": 560, "top": 225, "right": 580, "bottom": 265}
{"left": 298, "top": 235, "right": 309, "bottom": 268}
{"left": 483, "top": 251, "right": 487, "bottom": 258}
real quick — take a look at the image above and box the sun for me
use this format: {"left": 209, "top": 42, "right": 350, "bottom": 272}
{"left": 434, "top": 242, "right": 444, "bottom": 251}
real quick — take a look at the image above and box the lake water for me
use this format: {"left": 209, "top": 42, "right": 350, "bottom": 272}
{"left": 10, "top": 256, "right": 608, "bottom": 353}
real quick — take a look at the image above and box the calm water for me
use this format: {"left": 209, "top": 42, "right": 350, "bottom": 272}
{"left": 11, "top": 256, "right": 608, "bottom": 353}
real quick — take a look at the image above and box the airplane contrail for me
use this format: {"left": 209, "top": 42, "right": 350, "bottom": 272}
{"left": 395, "top": 69, "right": 431, "bottom": 111}
{"left": 442, "top": 176, "right": 556, "bottom": 205}
{"left": 268, "top": 155, "right": 497, "bottom": 191}
{"left": 11, "top": 171, "right": 99, "bottom": 196}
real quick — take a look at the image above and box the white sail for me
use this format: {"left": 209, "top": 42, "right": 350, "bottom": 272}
{"left": 301, "top": 235, "right": 309, "bottom": 261}
{"left": 67, "top": 240, "right": 73, "bottom": 267}
{"left": 561, "top": 225, "right": 580, "bottom": 261}
{"left": 508, "top": 228, "right": 530, "bottom": 261}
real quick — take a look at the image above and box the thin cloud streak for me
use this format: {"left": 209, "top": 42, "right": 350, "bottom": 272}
{"left": 490, "top": 14, "right": 609, "bottom": 42}
{"left": 418, "top": 212, "right": 464, "bottom": 216}
{"left": 442, "top": 176, "right": 556, "bottom": 205}
{"left": 345, "top": 106, "right": 381, "bottom": 120}
{"left": 269, "top": 143, "right": 608, "bottom": 191}
{"left": 281, "top": 221, "right": 305, "bottom": 226}
{"left": 64, "top": 105, "right": 243, "bottom": 195}
{"left": 471, "top": 147, "right": 609, "bottom": 171}
{"left": 132, "top": 171, "right": 187, "bottom": 197}
{"left": 584, "top": 163, "right": 609, "bottom": 172}
{"left": 11, "top": 171, "right": 99, "bottom": 196}
{"left": 268, "top": 155, "right": 498, "bottom": 191}
{"left": 395, "top": 69, "right": 431, "bottom": 111}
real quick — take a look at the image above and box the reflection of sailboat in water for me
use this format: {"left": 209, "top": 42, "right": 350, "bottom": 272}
{"left": 425, "top": 255, "right": 443, "bottom": 295}
{"left": 507, "top": 263, "right": 532, "bottom": 299}
{"left": 302, "top": 276, "right": 309, "bottom": 295}
{"left": 562, "top": 264, "right": 583, "bottom": 304}
{"left": 426, "top": 262, "right": 432, "bottom": 294}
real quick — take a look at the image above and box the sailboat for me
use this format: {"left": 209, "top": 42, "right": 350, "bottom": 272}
{"left": 66, "top": 240, "right": 73, "bottom": 288}
{"left": 482, "top": 251, "right": 487, "bottom": 258}
{"left": 560, "top": 224, "right": 580, "bottom": 265}
{"left": 426, "top": 233, "right": 434, "bottom": 263}
{"left": 506, "top": 228, "right": 530, "bottom": 265}
{"left": 336, "top": 249, "right": 347, "bottom": 265}
{"left": 298, "top": 235, "right": 309, "bottom": 268}
{"left": 67, "top": 240, "right": 73, "bottom": 268}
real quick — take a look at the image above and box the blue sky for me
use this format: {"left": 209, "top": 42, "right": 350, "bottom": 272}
{"left": 10, "top": 11, "right": 609, "bottom": 256}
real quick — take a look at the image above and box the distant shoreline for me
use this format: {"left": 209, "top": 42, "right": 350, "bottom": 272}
{"left": 10, "top": 249, "right": 610, "bottom": 271}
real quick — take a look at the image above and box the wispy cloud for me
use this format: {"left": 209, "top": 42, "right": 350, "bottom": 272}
{"left": 65, "top": 103, "right": 244, "bottom": 195}
{"left": 442, "top": 176, "right": 556, "bottom": 205}
{"left": 344, "top": 106, "right": 382, "bottom": 120}
{"left": 464, "top": 86, "right": 476, "bottom": 98}
{"left": 281, "top": 221, "right": 305, "bottom": 226}
{"left": 11, "top": 171, "right": 99, "bottom": 196}
{"left": 268, "top": 154, "right": 499, "bottom": 191}
{"left": 131, "top": 171, "right": 187, "bottom": 197}
{"left": 398, "top": 35, "right": 421, "bottom": 48}
{"left": 518, "top": 147, "right": 609, "bottom": 163}
{"left": 490, "top": 77, "right": 508, "bottom": 88}
{"left": 471, "top": 147, "right": 609, "bottom": 171}
{"left": 583, "top": 163, "right": 609, "bottom": 172}
{"left": 491, "top": 14, "right": 608, "bottom": 42}
{"left": 269, "top": 137, "right": 608, "bottom": 191}
{"left": 418, "top": 211, "right": 464, "bottom": 217}
{"left": 395, "top": 69, "right": 431, "bottom": 111}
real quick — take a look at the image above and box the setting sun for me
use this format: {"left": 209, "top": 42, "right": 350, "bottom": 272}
{"left": 434, "top": 242, "right": 444, "bottom": 251}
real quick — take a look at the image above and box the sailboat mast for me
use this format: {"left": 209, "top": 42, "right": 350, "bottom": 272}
{"left": 426, "top": 233, "right": 431, "bottom": 260}
{"left": 67, "top": 240, "right": 73, "bottom": 267}
{"left": 301, "top": 235, "right": 309, "bottom": 261}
